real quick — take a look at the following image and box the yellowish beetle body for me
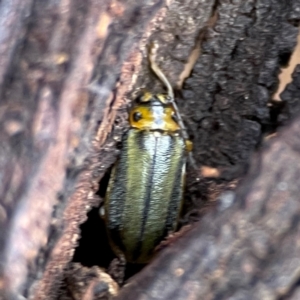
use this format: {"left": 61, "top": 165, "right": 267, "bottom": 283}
{"left": 103, "top": 43, "right": 192, "bottom": 263}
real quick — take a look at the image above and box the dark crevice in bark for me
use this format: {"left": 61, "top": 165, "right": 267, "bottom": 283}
{"left": 1, "top": 0, "right": 300, "bottom": 299}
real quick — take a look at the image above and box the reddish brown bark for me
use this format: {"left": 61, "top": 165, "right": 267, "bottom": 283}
{"left": 0, "top": 0, "right": 299, "bottom": 299}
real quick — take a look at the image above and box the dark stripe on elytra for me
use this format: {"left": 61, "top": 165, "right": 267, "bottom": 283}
{"left": 132, "top": 132, "right": 157, "bottom": 261}
{"left": 150, "top": 136, "right": 185, "bottom": 249}
{"left": 135, "top": 130, "right": 147, "bottom": 152}
{"left": 132, "top": 133, "right": 174, "bottom": 261}
{"left": 106, "top": 132, "right": 131, "bottom": 253}
{"left": 164, "top": 139, "right": 185, "bottom": 236}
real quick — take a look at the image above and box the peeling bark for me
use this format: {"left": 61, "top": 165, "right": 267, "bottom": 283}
{"left": 117, "top": 100, "right": 300, "bottom": 300}
{"left": 0, "top": 0, "right": 300, "bottom": 299}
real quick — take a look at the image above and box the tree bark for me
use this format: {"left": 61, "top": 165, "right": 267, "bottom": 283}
{"left": 0, "top": 0, "right": 299, "bottom": 299}
{"left": 117, "top": 83, "right": 300, "bottom": 299}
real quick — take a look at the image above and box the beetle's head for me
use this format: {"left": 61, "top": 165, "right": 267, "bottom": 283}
{"left": 129, "top": 92, "right": 180, "bottom": 132}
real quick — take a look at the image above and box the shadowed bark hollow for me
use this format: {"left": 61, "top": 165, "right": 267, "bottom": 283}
{"left": 0, "top": 0, "right": 300, "bottom": 299}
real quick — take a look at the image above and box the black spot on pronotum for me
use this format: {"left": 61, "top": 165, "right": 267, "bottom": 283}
{"left": 133, "top": 111, "right": 142, "bottom": 122}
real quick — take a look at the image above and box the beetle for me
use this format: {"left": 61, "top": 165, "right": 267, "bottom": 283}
{"left": 102, "top": 43, "right": 191, "bottom": 264}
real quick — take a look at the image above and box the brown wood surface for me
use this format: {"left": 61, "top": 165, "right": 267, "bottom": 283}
{"left": 117, "top": 79, "right": 300, "bottom": 299}
{"left": 0, "top": 0, "right": 300, "bottom": 299}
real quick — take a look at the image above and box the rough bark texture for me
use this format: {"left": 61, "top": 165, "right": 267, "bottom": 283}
{"left": 59, "top": 263, "right": 118, "bottom": 300}
{"left": 0, "top": 0, "right": 300, "bottom": 299}
{"left": 117, "top": 100, "right": 300, "bottom": 300}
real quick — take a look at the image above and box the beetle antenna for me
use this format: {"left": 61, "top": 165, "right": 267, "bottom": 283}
{"left": 148, "top": 42, "right": 174, "bottom": 100}
{"left": 148, "top": 42, "right": 196, "bottom": 167}
{"left": 148, "top": 43, "right": 188, "bottom": 140}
